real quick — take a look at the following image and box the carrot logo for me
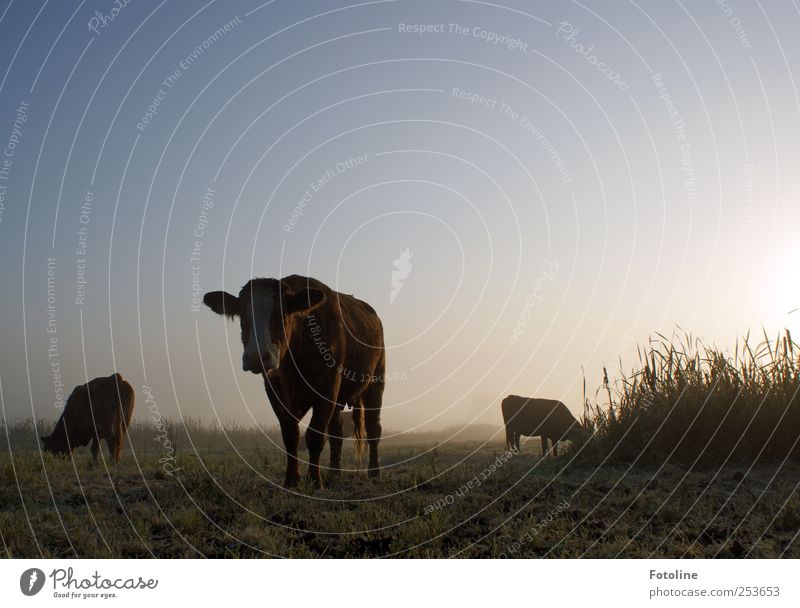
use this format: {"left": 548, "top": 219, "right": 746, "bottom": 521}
{"left": 390, "top": 248, "right": 413, "bottom": 304}
{"left": 20, "top": 568, "right": 45, "bottom": 596}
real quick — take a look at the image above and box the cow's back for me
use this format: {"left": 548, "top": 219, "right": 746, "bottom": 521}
{"left": 502, "top": 396, "right": 577, "bottom": 437}
{"left": 284, "top": 274, "right": 383, "bottom": 343}
{"left": 118, "top": 376, "right": 135, "bottom": 426}
{"left": 63, "top": 374, "right": 132, "bottom": 437}
{"left": 283, "top": 274, "right": 385, "bottom": 393}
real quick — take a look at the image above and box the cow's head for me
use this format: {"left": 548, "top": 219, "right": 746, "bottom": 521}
{"left": 566, "top": 418, "right": 590, "bottom": 443}
{"left": 40, "top": 432, "right": 70, "bottom": 456}
{"left": 203, "top": 278, "right": 326, "bottom": 374}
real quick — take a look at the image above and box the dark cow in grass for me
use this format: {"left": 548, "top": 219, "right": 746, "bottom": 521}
{"left": 502, "top": 395, "right": 583, "bottom": 456}
{"left": 41, "top": 373, "right": 135, "bottom": 463}
{"left": 204, "top": 275, "right": 385, "bottom": 488}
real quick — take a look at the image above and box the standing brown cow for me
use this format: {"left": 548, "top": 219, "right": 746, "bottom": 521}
{"left": 501, "top": 395, "right": 583, "bottom": 456}
{"left": 41, "top": 373, "right": 135, "bottom": 463}
{"left": 204, "top": 275, "right": 385, "bottom": 488}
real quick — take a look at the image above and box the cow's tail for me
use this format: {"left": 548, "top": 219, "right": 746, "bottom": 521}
{"left": 501, "top": 397, "right": 514, "bottom": 451}
{"left": 352, "top": 398, "right": 366, "bottom": 463}
{"left": 116, "top": 376, "right": 135, "bottom": 440}
{"left": 123, "top": 382, "right": 135, "bottom": 430}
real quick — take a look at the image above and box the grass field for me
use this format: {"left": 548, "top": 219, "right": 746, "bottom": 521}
{"left": 2, "top": 435, "right": 799, "bottom": 558}
{"left": 2, "top": 329, "right": 799, "bottom": 558}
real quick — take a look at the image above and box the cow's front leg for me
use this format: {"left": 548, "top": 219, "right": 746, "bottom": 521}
{"left": 266, "top": 375, "right": 304, "bottom": 488}
{"left": 327, "top": 407, "right": 344, "bottom": 477}
{"left": 279, "top": 418, "right": 301, "bottom": 488}
{"left": 306, "top": 402, "right": 336, "bottom": 489}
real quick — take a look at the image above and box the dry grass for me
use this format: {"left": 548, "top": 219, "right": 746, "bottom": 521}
{"left": 2, "top": 328, "right": 799, "bottom": 558}
{"left": 1, "top": 434, "right": 798, "bottom": 557}
{"left": 578, "top": 329, "right": 800, "bottom": 466}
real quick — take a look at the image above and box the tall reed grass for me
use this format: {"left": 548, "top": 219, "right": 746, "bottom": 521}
{"left": 579, "top": 329, "right": 800, "bottom": 466}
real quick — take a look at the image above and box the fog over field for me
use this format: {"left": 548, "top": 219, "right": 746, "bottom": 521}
{"left": 0, "top": 0, "right": 798, "bottom": 436}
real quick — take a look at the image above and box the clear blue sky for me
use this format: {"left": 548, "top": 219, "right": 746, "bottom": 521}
{"left": 1, "top": 0, "right": 798, "bottom": 431}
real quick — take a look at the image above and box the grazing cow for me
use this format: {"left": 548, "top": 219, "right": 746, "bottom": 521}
{"left": 501, "top": 395, "right": 583, "bottom": 456}
{"left": 204, "top": 275, "right": 385, "bottom": 488}
{"left": 41, "top": 373, "right": 135, "bottom": 463}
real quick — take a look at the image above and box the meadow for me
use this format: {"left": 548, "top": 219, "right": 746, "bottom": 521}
{"left": 1, "top": 429, "right": 798, "bottom": 558}
{"left": 1, "top": 330, "right": 799, "bottom": 558}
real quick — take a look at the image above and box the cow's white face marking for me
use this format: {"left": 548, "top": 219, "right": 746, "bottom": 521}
{"left": 242, "top": 287, "right": 280, "bottom": 373}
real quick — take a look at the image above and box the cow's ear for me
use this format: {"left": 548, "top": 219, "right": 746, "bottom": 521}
{"left": 203, "top": 291, "right": 240, "bottom": 319}
{"left": 283, "top": 287, "right": 326, "bottom": 315}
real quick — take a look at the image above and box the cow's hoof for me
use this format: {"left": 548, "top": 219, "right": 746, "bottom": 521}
{"left": 368, "top": 468, "right": 381, "bottom": 478}
{"left": 306, "top": 474, "right": 324, "bottom": 490}
{"left": 283, "top": 473, "right": 300, "bottom": 488}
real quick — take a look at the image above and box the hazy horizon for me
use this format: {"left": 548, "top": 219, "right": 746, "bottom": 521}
{"left": 1, "top": 1, "right": 799, "bottom": 434}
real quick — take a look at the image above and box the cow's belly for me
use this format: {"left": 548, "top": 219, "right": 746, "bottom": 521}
{"left": 338, "top": 376, "right": 374, "bottom": 404}
{"left": 516, "top": 419, "right": 548, "bottom": 436}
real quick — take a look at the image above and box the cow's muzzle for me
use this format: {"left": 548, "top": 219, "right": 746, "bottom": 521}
{"left": 242, "top": 346, "right": 280, "bottom": 374}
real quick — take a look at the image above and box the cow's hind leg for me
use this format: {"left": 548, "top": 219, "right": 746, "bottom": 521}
{"left": 328, "top": 407, "right": 344, "bottom": 477}
{"left": 306, "top": 401, "right": 336, "bottom": 489}
{"left": 106, "top": 434, "right": 123, "bottom": 463}
{"left": 363, "top": 379, "right": 384, "bottom": 478}
{"left": 116, "top": 424, "right": 128, "bottom": 463}
{"left": 91, "top": 437, "right": 100, "bottom": 462}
